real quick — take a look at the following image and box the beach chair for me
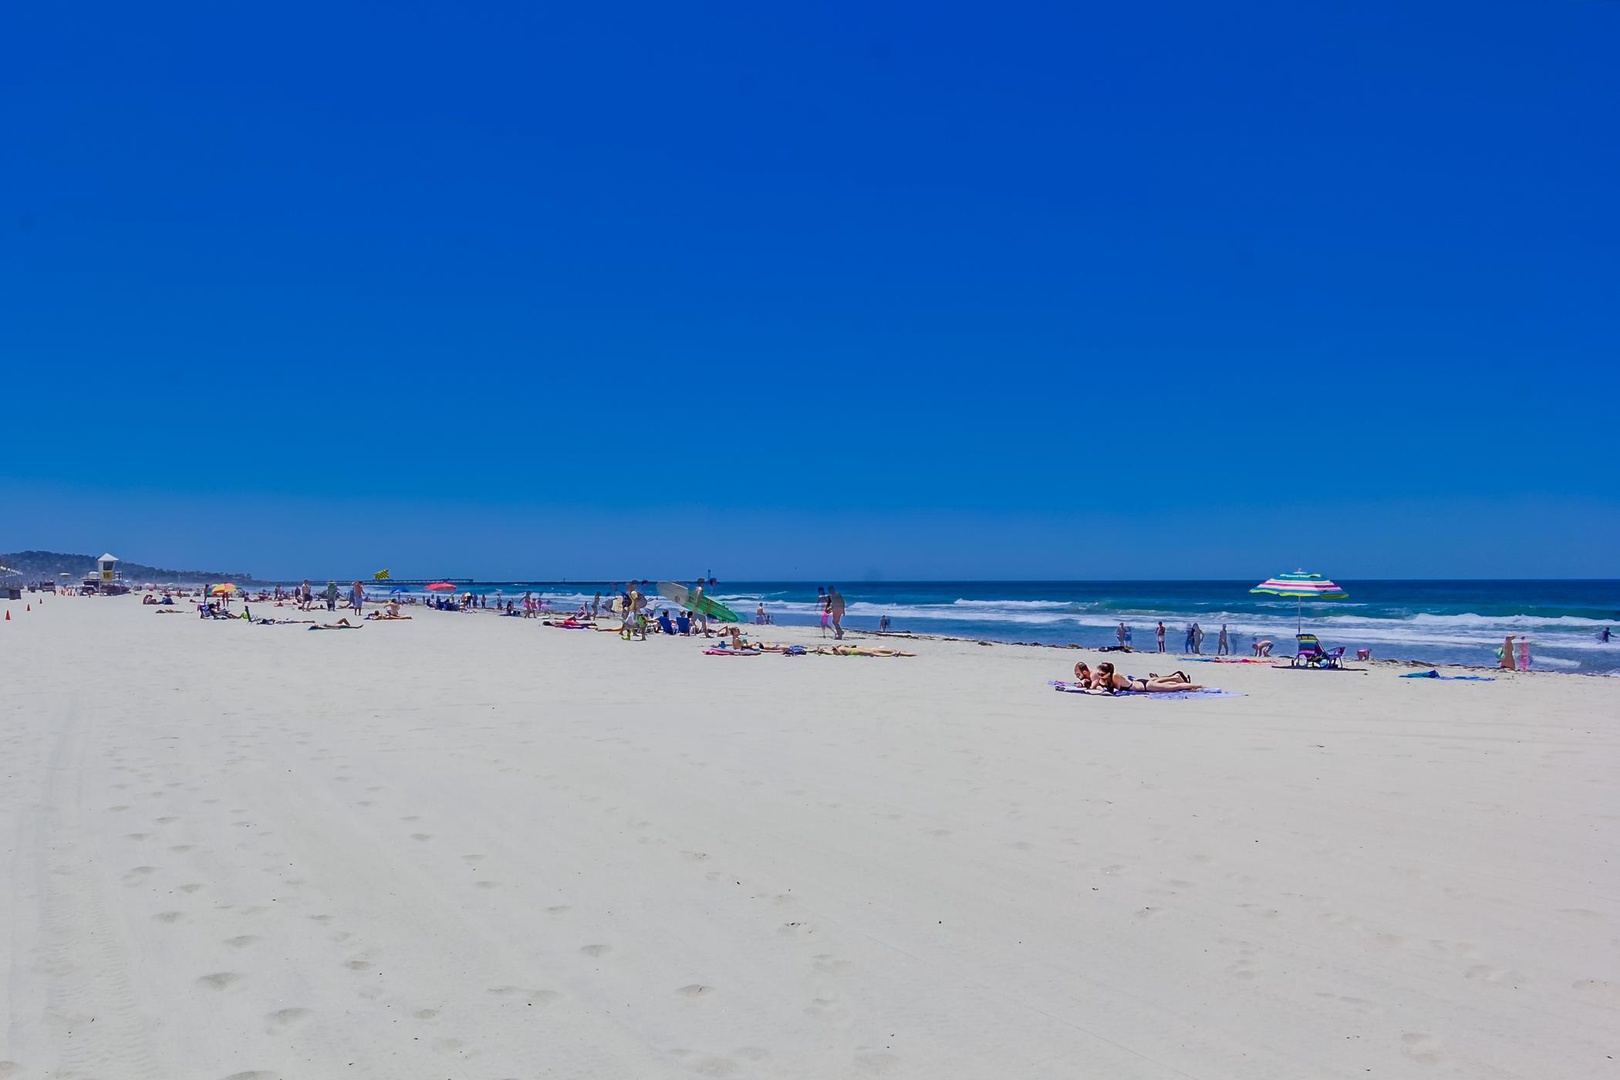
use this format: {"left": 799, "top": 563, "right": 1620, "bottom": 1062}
{"left": 1291, "top": 634, "right": 1345, "bottom": 669}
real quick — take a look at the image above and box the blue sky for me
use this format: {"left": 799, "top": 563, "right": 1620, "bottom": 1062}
{"left": 3, "top": 1, "right": 1616, "bottom": 580}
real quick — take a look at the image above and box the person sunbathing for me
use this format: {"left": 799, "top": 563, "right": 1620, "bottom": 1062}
{"left": 815, "top": 644, "right": 915, "bottom": 657}
{"left": 1094, "top": 662, "right": 1205, "bottom": 693}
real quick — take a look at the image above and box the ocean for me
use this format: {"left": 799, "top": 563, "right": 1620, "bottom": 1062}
{"left": 419, "top": 580, "right": 1620, "bottom": 676}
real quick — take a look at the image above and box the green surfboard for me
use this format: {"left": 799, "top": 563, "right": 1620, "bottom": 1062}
{"left": 656, "top": 581, "right": 743, "bottom": 623}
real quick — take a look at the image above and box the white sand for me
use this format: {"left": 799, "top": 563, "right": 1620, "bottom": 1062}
{"left": 2, "top": 595, "right": 1616, "bottom": 1079}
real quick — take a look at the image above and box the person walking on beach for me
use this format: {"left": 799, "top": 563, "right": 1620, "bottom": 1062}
{"left": 324, "top": 580, "right": 338, "bottom": 612}
{"left": 1192, "top": 622, "right": 1204, "bottom": 654}
{"left": 828, "top": 586, "right": 847, "bottom": 639}
{"left": 350, "top": 581, "right": 365, "bottom": 615}
{"left": 299, "top": 579, "right": 313, "bottom": 611}
{"left": 1217, "top": 623, "right": 1229, "bottom": 655}
{"left": 817, "top": 586, "right": 829, "bottom": 637}
{"left": 1156, "top": 621, "right": 1166, "bottom": 653}
{"left": 1500, "top": 634, "right": 1517, "bottom": 670}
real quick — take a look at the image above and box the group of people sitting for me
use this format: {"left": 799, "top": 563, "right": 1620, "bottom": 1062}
{"left": 1072, "top": 661, "right": 1206, "bottom": 693}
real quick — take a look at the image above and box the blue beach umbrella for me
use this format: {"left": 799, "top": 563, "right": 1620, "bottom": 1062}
{"left": 1251, "top": 571, "right": 1349, "bottom": 633}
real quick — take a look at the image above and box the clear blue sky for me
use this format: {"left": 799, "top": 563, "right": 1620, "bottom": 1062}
{"left": 3, "top": 1, "right": 1616, "bottom": 580}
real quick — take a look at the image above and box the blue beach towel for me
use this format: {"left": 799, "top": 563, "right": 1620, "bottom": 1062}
{"left": 1399, "top": 670, "right": 1495, "bottom": 681}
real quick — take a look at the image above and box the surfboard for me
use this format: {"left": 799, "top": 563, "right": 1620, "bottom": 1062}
{"left": 656, "top": 581, "right": 743, "bottom": 623}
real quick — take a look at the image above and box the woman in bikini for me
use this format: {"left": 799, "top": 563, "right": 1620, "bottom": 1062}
{"left": 1094, "top": 662, "right": 1205, "bottom": 693}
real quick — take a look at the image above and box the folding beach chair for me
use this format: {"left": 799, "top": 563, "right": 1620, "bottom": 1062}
{"left": 1291, "top": 634, "right": 1346, "bottom": 669}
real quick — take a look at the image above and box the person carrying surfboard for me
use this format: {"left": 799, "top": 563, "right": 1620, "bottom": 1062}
{"left": 692, "top": 579, "right": 709, "bottom": 637}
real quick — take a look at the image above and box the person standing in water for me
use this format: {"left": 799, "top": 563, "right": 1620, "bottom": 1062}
{"left": 1217, "top": 623, "right": 1229, "bottom": 655}
{"left": 1156, "top": 621, "right": 1166, "bottom": 653}
{"left": 1116, "top": 622, "right": 1127, "bottom": 649}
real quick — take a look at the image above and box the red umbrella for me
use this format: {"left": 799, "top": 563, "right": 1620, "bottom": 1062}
{"left": 425, "top": 582, "right": 457, "bottom": 591}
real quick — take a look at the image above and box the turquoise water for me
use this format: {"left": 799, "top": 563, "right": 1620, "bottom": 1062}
{"left": 417, "top": 580, "right": 1620, "bottom": 675}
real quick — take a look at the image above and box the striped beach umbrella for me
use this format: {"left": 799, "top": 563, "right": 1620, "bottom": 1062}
{"left": 1250, "top": 571, "right": 1348, "bottom": 633}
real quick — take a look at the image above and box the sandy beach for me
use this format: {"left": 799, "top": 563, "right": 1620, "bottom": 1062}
{"left": 2, "top": 595, "right": 1616, "bottom": 1079}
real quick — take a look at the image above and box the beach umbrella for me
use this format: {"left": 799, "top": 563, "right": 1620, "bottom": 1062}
{"left": 210, "top": 583, "right": 238, "bottom": 595}
{"left": 1250, "top": 571, "right": 1348, "bottom": 633}
{"left": 425, "top": 582, "right": 457, "bottom": 591}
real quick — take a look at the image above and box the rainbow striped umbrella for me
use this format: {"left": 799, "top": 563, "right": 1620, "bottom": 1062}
{"left": 1251, "top": 571, "right": 1348, "bottom": 633}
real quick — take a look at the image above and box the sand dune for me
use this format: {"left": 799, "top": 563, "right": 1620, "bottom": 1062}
{"left": 2, "top": 596, "right": 1616, "bottom": 1078}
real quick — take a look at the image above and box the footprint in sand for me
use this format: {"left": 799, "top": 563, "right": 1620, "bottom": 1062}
{"left": 197, "top": 972, "right": 245, "bottom": 991}
{"left": 225, "top": 935, "right": 261, "bottom": 949}
{"left": 813, "top": 955, "right": 855, "bottom": 974}
{"left": 544, "top": 905, "right": 571, "bottom": 915}
{"left": 580, "top": 944, "right": 612, "bottom": 957}
{"left": 676, "top": 984, "right": 714, "bottom": 997}
{"left": 125, "top": 833, "right": 151, "bottom": 841}
{"left": 266, "top": 1008, "right": 312, "bottom": 1032}
{"left": 414, "top": 1009, "right": 439, "bottom": 1021}
{"left": 410, "top": 833, "right": 433, "bottom": 842}
{"left": 805, "top": 997, "right": 845, "bottom": 1020}
{"left": 1573, "top": 979, "right": 1620, "bottom": 1001}
{"left": 152, "top": 911, "right": 185, "bottom": 923}
{"left": 345, "top": 959, "right": 374, "bottom": 971}
{"left": 178, "top": 883, "right": 205, "bottom": 893}
{"left": 855, "top": 1052, "right": 902, "bottom": 1075}
{"left": 169, "top": 844, "right": 196, "bottom": 853}
{"left": 1401, "top": 1032, "right": 1444, "bottom": 1064}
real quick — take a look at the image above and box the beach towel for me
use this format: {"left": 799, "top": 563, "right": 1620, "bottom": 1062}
{"left": 1399, "top": 670, "right": 1495, "bottom": 681}
{"left": 704, "top": 648, "right": 760, "bottom": 656}
{"left": 1049, "top": 681, "right": 1237, "bottom": 699}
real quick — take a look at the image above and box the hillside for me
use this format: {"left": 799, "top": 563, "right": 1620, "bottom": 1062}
{"left": 0, "top": 550, "right": 258, "bottom": 584}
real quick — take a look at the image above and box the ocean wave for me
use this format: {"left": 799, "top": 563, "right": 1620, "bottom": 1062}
{"left": 950, "top": 598, "right": 1081, "bottom": 611}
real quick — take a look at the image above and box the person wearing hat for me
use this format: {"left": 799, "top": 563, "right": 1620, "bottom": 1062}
{"left": 324, "top": 580, "right": 339, "bottom": 612}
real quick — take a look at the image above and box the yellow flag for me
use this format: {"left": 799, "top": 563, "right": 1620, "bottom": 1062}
{"left": 373, "top": 568, "right": 391, "bottom": 581}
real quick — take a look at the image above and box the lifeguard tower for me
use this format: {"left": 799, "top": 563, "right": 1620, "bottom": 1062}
{"left": 84, "top": 553, "right": 130, "bottom": 595}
